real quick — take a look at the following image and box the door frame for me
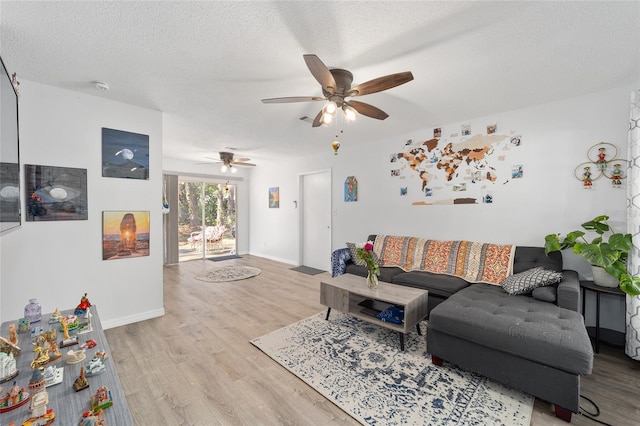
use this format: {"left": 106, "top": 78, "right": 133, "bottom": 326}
{"left": 176, "top": 175, "right": 239, "bottom": 262}
{"left": 297, "top": 168, "right": 332, "bottom": 270}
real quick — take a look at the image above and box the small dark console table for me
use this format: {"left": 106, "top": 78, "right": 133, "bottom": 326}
{"left": 580, "top": 280, "right": 626, "bottom": 353}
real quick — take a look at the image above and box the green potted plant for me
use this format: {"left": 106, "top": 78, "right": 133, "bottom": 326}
{"left": 544, "top": 214, "right": 640, "bottom": 296}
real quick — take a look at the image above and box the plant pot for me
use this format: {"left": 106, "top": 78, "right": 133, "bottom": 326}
{"left": 591, "top": 265, "right": 619, "bottom": 288}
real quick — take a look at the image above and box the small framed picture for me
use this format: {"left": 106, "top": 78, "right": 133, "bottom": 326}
{"left": 102, "top": 128, "right": 150, "bottom": 180}
{"left": 269, "top": 187, "right": 279, "bottom": 208}
{"left": 102, "top": 211, "right": 150, "bottom": 260}
{"left": 25, "top": 164, "right": 88, "bottom": 221}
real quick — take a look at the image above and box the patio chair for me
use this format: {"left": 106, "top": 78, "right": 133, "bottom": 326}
{"left": 189, "top": 225, "right": 227, "bottom": 252}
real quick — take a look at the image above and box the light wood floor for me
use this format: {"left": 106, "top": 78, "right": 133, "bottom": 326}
{"left": 105, "top": 256, "right": 640, "bottom": 425}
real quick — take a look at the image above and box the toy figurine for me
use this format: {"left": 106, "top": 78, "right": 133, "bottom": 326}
{"left": 48, "top": 308, "right": 61, "bottom": 324}
{"left": 611, "top": 163, "right": 623, "bottom": 187}
{"left": 78, "top": 408, "right": 106, "bottom": 426}
{"left": 43, "top": 365, "right": 63, "bottom": 387}
{"left": 0, "top": 381, "right": 30, "bottom": 412}
{"left": 596, "top": 147, "right": 607, "bottom": 170}
{"left": 60, "top": 316, "right": 78, "bottom": 348}
{"left": 18, "top": 318, "right": 30, "bottom": 334}
{"left": 90, "top": 386, "right": 113, "bottom": 411}
{"left": 22, "top": 407, "right": 55, "bottom": 426}
{"left": 73, "top": 366, "right": 89, "bottom": 392}
{"left": 42, "top": 329, "right": 61, "bottom": 363}
{"left": 66, "top": 349, "right": 86, "bottom": 365}
{"left": 77, "top": 307, "right": 93, "bottom": 335}
{"left": 0, "top": 336, "right": 21, "bottom": 358}
{"left": 30, "top": 345, "right": 49, "bottom": 370}
{"left": 85, "top": 352, "right": 107, "bottom": 377}
{"left": 75, "top": 293, "right": 92, "bottom": 316}
{"left": 0, "top": 352, "right": 19, "bottom": 383}
{"left": 582, "top": 166, "right": 593, "bottom": 188}
{"left": 8, "top": 324, "right": 18, "bottom": 346}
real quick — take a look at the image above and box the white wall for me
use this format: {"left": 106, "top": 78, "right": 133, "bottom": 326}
{"left": 249, "top": 86, "right": 634, "bottom": 332}
{"left": 0, "top": 80, "right": 164, "bottom": 328}
{"left": 162, "top": 157, "right": 251, "bottom": 255}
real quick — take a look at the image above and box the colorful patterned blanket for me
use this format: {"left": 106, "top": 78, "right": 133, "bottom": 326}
{"left": 373, "top": 235, "right": 515, "bottom": 285}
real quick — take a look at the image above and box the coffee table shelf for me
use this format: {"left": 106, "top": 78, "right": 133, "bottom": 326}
{"left": 320, "top": 274, "right": 429, "bottom": 350}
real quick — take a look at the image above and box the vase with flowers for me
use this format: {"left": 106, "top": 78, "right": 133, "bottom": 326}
{"left": 355, "top": 241, "right": 380, "bottom": 289}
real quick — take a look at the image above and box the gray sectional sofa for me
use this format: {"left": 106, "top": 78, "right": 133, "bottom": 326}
{"left": 333, "top": 237, "right": 593, "bottom": 422}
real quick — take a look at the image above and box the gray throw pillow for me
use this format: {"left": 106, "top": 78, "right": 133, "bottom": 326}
{"left": 532, "top": 285, "right": 558, "bottom": 303}
{"left": 346, "top": 242, "right": 380, "bottom": 267}
{"left": 500, "top": 267, "right": 563, "bottom": 295}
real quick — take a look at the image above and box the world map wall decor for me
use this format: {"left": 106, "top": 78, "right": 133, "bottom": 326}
{"left": 391, "top": 124, "right": 522, "bottom": 205}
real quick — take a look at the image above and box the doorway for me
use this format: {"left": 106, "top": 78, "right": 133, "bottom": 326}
{"left": 177, "top": 179, "right": 237, "bottom": 262}
{"left": 299, "top": 169, "right": 332, "bottom": 271}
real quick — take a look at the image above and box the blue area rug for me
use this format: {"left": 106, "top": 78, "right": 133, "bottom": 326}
{"left": 251, "top": 312, "right": 533, "bottom": 426}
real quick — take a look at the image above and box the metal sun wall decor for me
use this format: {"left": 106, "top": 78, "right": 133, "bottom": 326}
{"left": 24, "top": 164, "right": 88, "bottom": 221}
{"left": 102, "top": 127, "right": 149, "bottom": 180}
{"left": 344, "top": 176, "right": 357, "bottom": 201}
{"left": 574, "top": 142, "right": 626, "bottom": 189}
{"left": 102, "top": 211, "right": 150, "bottom": 260}
{"left": 391, "top": 122, "right": 523, "bottom": 205}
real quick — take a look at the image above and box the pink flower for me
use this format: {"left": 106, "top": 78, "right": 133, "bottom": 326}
{"left": 364, "top": 242, "right": 374, "bottom": 252}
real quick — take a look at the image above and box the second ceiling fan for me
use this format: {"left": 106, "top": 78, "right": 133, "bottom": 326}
{"left": 261, "top": 54, "right": 414, "bottom": 127}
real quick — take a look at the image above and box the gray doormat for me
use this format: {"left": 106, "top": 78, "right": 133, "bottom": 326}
{"left": 290, "top": 265, "right": 325, "bottom": 275}
{"left": 208, "top": 255, "right": 241, "bottom": 262}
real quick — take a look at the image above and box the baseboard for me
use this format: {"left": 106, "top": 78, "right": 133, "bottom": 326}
{"left": 248, "top": 251, "right": 296, "bottom": 266}
{"left": 101, "top": 307, "right": 165, "bottom": 330}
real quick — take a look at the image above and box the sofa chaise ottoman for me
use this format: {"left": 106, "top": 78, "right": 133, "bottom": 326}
{"left": 427, "top": 283, "right": 593, "bottom": 422}
{"left": 332, "top": 236, "right": 594, "bottom": 422}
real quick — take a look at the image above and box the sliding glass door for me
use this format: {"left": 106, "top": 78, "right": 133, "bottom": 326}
{"left": 177, "top": 179, "right": 237, "bottom": 262}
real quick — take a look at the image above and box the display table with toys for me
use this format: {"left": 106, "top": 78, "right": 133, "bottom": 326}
{"left": 0, "top": 306, "right": 133, "bottom": 425}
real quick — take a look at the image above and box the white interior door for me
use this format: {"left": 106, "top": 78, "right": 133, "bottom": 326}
{"left": 301, "top": 170, "right": 331, "bottom": 271}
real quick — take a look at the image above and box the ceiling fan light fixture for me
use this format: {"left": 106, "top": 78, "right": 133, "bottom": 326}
{"left": 343, "top": 105, "right": 358, "bottom": 122}
{"left": 230, "top": 165, "right": 237, "bottom": 173}
{"left": 220, "top": 164, "right": 228, "bottom": 173}
{"left": 320, "top": 112, "right": 334, "bottom": 125}
{"left": 323, "top": 101, "right": 338, "bottom": 115}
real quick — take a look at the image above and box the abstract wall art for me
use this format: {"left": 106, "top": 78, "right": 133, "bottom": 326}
{"left": 24, "top": 164, "right": 88, "bottom": 221}
{"left": 102, "top": 127, "right": 149, "bottom": 179}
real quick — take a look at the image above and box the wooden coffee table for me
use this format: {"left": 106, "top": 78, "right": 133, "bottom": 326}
{"left": 320, "top": 274, "right": 429, "bottom": 350}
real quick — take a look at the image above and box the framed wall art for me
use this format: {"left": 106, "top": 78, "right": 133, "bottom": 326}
{"left": 344, "top": 176, "right": 357, "bottom": 202}
{"left": 24, "top": 164, "right": 88, "bottom": 221}
{"left": 102, "top": 210, "right": 150, "bottom": 260}
{"left": 102, "top": 127, "right": 149, "bottom": 179}
{"left": 0, "top": 163, "right": 20, "bottom": 226}
{"left": 269, "top": 187, "right": 279, "bottom": 208}
{"left": 0, "top": 56, "right": 21, "bottom": 232}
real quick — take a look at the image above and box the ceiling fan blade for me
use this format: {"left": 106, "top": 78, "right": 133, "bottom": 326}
{"left": 345, "top": 100, "right": 389, "bottom": 120}
{"left": 347, "top": 71, "right": 414, "bottom": 97}
{"left": 232, "top": 157, "right": 251, "bottom": 163}
{"left": 312, "top": 110, "right": 323, "bottom": 127}
{"left": 233, "top": 162, "right": 256, "bottom": 167}
{"left": 303, "top": 54, "right": 337, "bottom": 95}
{"left": 261, "top": 96, "right": 325, "bottom": 104}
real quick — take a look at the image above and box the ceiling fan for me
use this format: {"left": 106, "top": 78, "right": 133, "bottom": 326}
{"left": 202, "top": 152, "right": 256, "bottom": 173}
{"left": 261, "top": 54, "right": 414, "bottom": 127}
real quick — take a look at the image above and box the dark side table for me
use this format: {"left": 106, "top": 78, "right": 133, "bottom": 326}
{"left": 580, "top": 280, "right": 626, "bottom": 353}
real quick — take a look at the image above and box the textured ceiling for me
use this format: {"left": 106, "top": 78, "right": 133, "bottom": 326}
{"left": 1, "top": 1, "right": 639, "bottom": 166}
